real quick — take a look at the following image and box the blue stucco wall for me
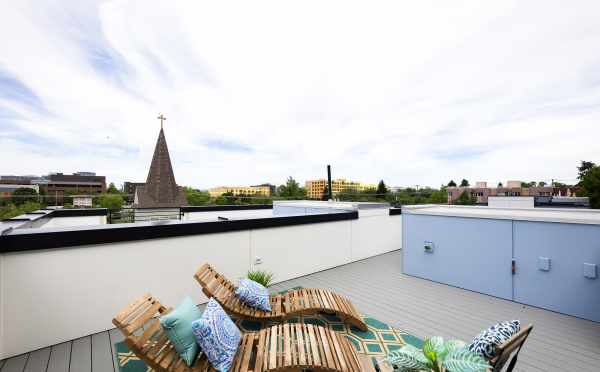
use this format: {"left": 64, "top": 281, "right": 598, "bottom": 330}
{"left": 513, "top": 221, "right": 600, "bottom": 322}
{"left": 402, "top": 214, "right": 514, "bottom": 300}
{"left": 403, "top": 213, "right": 600, "bottom": 322}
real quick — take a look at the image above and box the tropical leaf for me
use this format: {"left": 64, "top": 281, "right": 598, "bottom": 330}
{"left": 384, "top": 345, "right": 429, "bottom": 370}
{"left": 438, "top": 339, "right": 466, "bottom": 362}
{"left": 423, "top": 336, "right": 445, "bottom": 363}
{"left": 443, "top": 348, "right": 490, "bottom": 372}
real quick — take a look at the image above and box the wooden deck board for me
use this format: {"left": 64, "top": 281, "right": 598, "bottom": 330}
{"left": 1, "top": 250, "right": 599, "bottom": 372}
{"left": 69, "top": 337, "right": 91, "bottom": 372}
{"left": 91, "top": 332, "right": 115, "bottom": 372}
{"left": 1, "top": 354, "right": 28, "bottom": 372}
{"left": 46, "top": 342, "right": 71, "bottom": 372}
{"left": 23, "top": 347, "right": 51, "bottom": 372}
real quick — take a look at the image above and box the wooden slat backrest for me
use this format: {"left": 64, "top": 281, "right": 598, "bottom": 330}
{"left": 489, "top": 324, "right": 533, "bottom": 372}
{"left": 194, "top": 263, "right": 369, "bottom": 331}
{"left": 113, "top": 294, "right": 169, "bottom": 336}
{"left": 113, "top": 294, "right": 188, "bottom": 371}
{"left": 194, "top": 263, "right": 238, "bottom": 304}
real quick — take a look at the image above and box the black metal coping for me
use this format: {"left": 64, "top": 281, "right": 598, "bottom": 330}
{"left": 0, "top": 210, "right": 358, "bottom": 253}
{"left": 180, "top": 205, "right": 272, "bottom": 212}
{"left": 389, "top": 207, "right": 402, "bottom": 215}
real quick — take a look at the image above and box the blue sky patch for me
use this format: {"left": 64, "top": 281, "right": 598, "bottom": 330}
{"left": 0, "top": 68, "right": 46, "bottom": 113}
{"left": 203, "top": 138, "right": 254, "bottom": 153}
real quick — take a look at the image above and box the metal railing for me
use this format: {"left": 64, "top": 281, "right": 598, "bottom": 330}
{"left": 107, "top": 207, "right": 183, "bottom": 224}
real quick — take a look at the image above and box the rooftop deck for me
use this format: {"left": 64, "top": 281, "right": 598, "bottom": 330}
{"left": 1, "top": 250, "right": 599, "bottom": 372}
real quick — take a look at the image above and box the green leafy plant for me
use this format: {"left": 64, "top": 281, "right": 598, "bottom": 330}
{"left": 383, "top": 337, "right": 489, "bottom": 372}
{"left": 247, "top": 270, "right": 274, "bottom": 287}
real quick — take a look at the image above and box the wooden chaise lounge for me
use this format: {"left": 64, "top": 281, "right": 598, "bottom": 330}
{"left": 194, "top": 263, "right": 368, "bottom": 331}
{"left": 113, "top": 294, "right": 390, "bottom": 372}
{"left": 488, "top": 324, "right": 533, "bottom": 372}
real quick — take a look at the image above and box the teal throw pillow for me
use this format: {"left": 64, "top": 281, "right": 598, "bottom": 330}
{"left": 160, "top": 296, "right": 203, "bottom": 366}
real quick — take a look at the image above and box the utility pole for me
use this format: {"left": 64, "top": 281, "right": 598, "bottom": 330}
{"left": 327, "top": 165, "right": 333, "bottom": 201}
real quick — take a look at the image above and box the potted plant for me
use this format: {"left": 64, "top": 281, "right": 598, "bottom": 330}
{"left": 383, "top": 337, "right": 489, "bottom": 372}
{"left": 246, "top": 270, "right": 274, "bottom": 287}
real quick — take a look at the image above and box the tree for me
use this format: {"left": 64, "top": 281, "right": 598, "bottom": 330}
{"left": 277, "top": 177, "right": 306, "bottom": 199}
{"left": 223, "top": 192, "right": 237, "bottom": 204}
{"left": 521, "top": 181, "right": 536, "bottom": 188}
{"left": 214, "top": 195, "right": 229, "bottom": 205}
{"left": 454, "top": 190, "right": 476, "bottom": 205}
{"left": 428, "top": 188, "right": 448, "bottom": 204}
{"left": 376, "top": 180, "right": 389, "bottom": 198}
{"left": 98, "top": 194, "right": 124, "bottom": 210}
{"left": 0, "top": 201, "right": 42, "bottom": 220}
{"left": 183, "top": 186, "right": 210, "bottom": 206}
{"left": 580, "top": 165, "right": 600, "bottom": 209}
{"left": 497, "top": 182, "right": 503, "bottom": 187}
{"left": 577, "top": 161, "right": 596, "bottom": 181}
{"left": 538, "top": 181, "right": 547, "bottom": 187}
{"left": 11, "top": 187, "right": 38, "bottom": 205}
{"left": 447, "top": 180, "right": 457, "bottom": 187}
{"left": 107, "top": 182, "right": 119, "bottom": 193}
{"left": 459, "top": 179, "right": 470, "bottom": 187}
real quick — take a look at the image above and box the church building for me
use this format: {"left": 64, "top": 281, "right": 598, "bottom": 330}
{"left": 134, "top": 114, "right": 188, "bottom": 209}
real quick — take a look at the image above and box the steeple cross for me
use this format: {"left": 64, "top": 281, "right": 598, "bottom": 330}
{"left": 157, "top": 113, "right": 167, "bottom": 129}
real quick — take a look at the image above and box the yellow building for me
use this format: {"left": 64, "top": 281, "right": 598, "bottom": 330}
{"left": 209, "top": 185, "right": 272, "bottom": 198}
{"left": 305, "top": 178, "right": 377, "bottom": 199}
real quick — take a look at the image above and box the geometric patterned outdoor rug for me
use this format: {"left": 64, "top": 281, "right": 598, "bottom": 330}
{"left": 115, "top": 288, "right": 423, "bottom": 371}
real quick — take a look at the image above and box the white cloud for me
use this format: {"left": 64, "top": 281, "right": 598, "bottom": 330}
{"left": 1, "top": 0, "right": 599, "bottom": 188}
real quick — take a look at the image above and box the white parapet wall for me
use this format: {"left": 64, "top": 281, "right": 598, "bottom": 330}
{"left": 183, "top": 208, "right": 274, "bottom": 222}
{"left": 37, "top": 215, "right": 107, "bottom": 228}
{"left": 0, "top": 204, "right": 401, "bottom": 359}
{"left": 487, "top": 196, "right": 534, "bottom": 209}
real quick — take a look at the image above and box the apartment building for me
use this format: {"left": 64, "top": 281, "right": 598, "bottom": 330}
{"left": 447, "top": 181, "right": 570, "bottom": 204}
{"left": 208, "top": 185, "right": 273, "bottom": 198}
{"left": 1, "top": 173, "right": 106, "bottom": 201}
{"left": 43, "top": 172, "right": 106, "bottom": 196}
{"left": 305, "top": 178, "right": 377, "bottom": 199}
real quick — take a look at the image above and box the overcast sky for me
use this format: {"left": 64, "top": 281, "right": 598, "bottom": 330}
{"left": 1, "top": 1, "right": 599, "bottom": 189}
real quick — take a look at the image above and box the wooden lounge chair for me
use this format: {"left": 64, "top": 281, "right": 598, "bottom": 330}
{"left": 488, "top": 324, "right": 533, "bottom": 372}
{"left": 112, "top": 294, "right": 390, "bottom": 372}
{"left": 194, "top": 263, "right": 368, "bottom": 332}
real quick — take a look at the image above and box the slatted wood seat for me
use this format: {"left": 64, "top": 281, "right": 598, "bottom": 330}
{"left": 113, "top": 294, "right": 388, "bottom": 372}
{"left": 488, "top": 324, "right": 533, "bottom": 372}
{"left": 193, "top": 263, "right": 368, "bottom": 332}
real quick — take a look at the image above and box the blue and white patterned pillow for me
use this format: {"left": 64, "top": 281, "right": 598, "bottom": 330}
{"left": 191, "top": 299, "right": 241, "bottom": 372}
{"left": 468, "top": 320, "right": 521, "bottom": 359}
{"left": 235, "top": 278, "right": 271, "bottom": 312}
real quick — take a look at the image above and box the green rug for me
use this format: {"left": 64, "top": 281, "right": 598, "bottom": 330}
{"left": 115, "top": 289, "right": 422, "bottom": 371}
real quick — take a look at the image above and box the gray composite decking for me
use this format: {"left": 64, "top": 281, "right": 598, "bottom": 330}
{"left": 1, "top": 250, "right": 599, "bottom": 372}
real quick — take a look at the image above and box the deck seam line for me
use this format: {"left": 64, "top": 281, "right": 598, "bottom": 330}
{"left": 107, "top": 332, "right": 115, "bottom": 372}
{"left": 44, "top": 347, "right": 52, "bottom": 372}
{"left": 67, "top": 341, "right": 73, "bottom": 372}
{"left": 21, "top": 353, "right": 30, "bottom": 372}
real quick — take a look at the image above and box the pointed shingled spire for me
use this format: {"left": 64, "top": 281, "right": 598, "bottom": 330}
{"left": 134, "top": 125, "right": 188, "bottom": 208}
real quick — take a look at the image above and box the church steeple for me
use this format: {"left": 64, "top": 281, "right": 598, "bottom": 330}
{"left": 134, "top": 115, "right": 188, "bottom": 208}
